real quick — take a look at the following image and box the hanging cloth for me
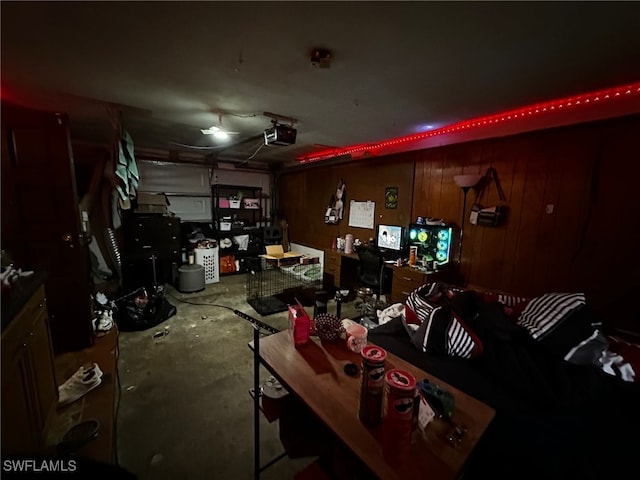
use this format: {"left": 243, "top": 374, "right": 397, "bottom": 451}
{"left": 115, "top": 130, "right": 139, "bottom": 206}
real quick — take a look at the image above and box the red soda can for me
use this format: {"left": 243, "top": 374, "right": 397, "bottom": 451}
{"left": 358, "top": 345, "right": 387, "bottom": 425}
{"left": 382, "top": 369, "right": 417, "bottom": 465}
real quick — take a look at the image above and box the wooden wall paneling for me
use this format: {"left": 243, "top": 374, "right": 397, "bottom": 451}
{"left": 342, "top": 157, "right": 415, "bottom": 243}
{"left": 468, "top": 141, "right": 511, "bottom": 290}
{"left": 437, "top": 146, "right": 466, "bottom": 279}
{"left": 276, "top": 170, "right": 306, "bottom": 245}
{"left": 277, "top": 157, "right": 415, "bottom": 251}
{"left": 488, "top": 144, "right": 517, "bottom": 291}
{"left": 571, "top": 117, "right": 640, "bottom": 306}
{"left": 465, "top": 143, "right": 490, "bottom": 287}
{"left": 531, "top": 136, "right": 562, "bottom": 292}
{"left": 411, "top": 151, "right": 428, "bottom": 220}
{"left": 452, "top": 143, "right": 484, "bottom": 285}
{"left": 411, "top": 151, "right": 428, "bottom": 218}
{"left": 439, "top": 152, "right": 462, "bottom": 230}
{"left": 597, "top": 118, "right": 640, "bottom": 291}
{"left": 310, "top": 168, "right": 338, "bottom": 246}
{"left": 427, "top": 150, "right": 443, "bottom": 218}
{"left": 509, "top": 135, "right": 549, "bottom": 294}
{"left": 336, "top": 163, "right": 369, "bottom": 241}
{"left": 582, "top": 117, "right": 640, "bottom": 330}
{"left": 300, "top": 171, "right": 320, "bottom": 244}
{"left": 497, "top": 137, "right": 530, "bottom": 292}
{"left": 541, "top": 129, "right": 594, "bottom": 294}
{"left": 323, "top": 164, "right": 356, "bottom": 244}
{"left": 278, "top": 115, "right": 639, "bottom": 331}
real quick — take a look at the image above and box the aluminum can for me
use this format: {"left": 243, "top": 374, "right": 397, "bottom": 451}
{"left": 358, "top": 345, "right": 387, "bottom": 425}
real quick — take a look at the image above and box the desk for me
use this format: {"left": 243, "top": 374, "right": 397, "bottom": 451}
{"left": 250, "top": 331, "right": 495, "bottom": 480}
{"left": 323, "top": 249, "right": 360, "bottom": 290}
{"left": 324, "top": 248, "right": 452, "bottom": 303}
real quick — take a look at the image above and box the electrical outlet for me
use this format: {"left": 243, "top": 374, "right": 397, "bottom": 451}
{"left": 545, "top": 204, "right": 554, "bottom": 214}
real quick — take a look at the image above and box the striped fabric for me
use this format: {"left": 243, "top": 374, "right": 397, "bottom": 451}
{"left": 414, "top": 306, "right": 441, "bottom": 351}
{"left": 497, "top": 293, "right": 529, "bottom": 307}
{"left": 407, "top": 283, "right": 484, "bottom": 359}
{"left": 517, "top": 292, "right": 586, "bottom": 340}
{"left": 482, "top": 291, "right": 530, "bottom": 307}
{"left": 412, "top": 307, "right": 482, "bottom": 359}
{"left": 447, "top": 313, "right": 480, "bottom": 358}
{"left": 405, "top": 282, "right": 440, "bottom": 324}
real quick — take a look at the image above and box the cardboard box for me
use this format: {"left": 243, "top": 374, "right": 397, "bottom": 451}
{"left": 260, "top": 245, "right": 303, "bottom": 267}
{"left": 135, "top": 192, "right": 168, "bottom": 214}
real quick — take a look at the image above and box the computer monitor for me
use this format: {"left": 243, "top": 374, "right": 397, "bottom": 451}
{"left": 374, "top": 224, "right": 406, "bottom": 257}
{"left": 407, "top": 223, "right": 453, "bottom": 266}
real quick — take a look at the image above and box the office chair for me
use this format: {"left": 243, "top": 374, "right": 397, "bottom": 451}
{"left": 355, "top": 245, "right": 390, "bottom": 300}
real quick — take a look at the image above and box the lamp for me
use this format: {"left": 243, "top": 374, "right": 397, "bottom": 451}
{"left": 200, "top": 113, "right": 239, "bottom": 140}
{"left": 453, "top": 174, "right": 482, "bottom": 281}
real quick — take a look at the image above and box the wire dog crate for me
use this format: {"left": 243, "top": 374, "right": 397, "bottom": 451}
{"left": 246, "top": 258, "right": 322, "bottom": 316}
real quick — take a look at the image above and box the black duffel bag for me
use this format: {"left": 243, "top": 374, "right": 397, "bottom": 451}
{"left": 114, "top": 286, "right": 177, "bottom": 332}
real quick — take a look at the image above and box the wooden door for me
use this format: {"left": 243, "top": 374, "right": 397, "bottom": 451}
{"left": 1, "top": 102, "right": 93, "bottom": 352}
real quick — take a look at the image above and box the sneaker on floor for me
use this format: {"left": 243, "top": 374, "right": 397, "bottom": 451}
{"left": 58, "top": 366, "right": 103, "bottom": 407}
{"left": 69, "top": 363, "right": 104, "bottom": 382}
{"left": 96, "top": 310, "right": 113, "bottom": 333}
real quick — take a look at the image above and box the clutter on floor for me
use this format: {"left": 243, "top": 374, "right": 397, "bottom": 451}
{"left": 113, "top": 285, "right": 177, "bottom": 332}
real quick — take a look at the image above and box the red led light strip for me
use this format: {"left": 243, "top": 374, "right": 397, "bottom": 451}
{"left": 297, "top": 82, "right": 640, "bottom": 164}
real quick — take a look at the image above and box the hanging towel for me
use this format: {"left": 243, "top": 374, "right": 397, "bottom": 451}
{"left": 115, "top": 130, "right": 139, "bottom": 204}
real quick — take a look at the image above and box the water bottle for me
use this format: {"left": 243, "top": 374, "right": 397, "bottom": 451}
{"left": 345, "top": 234, "right": 354, "bottom": 254}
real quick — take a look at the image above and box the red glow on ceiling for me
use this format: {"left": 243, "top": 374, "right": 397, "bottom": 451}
{"left": 297, "top": 82, "right": 640, "bottom": 164}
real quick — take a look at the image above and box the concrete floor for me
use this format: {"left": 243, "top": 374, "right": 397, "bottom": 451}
{"left": 116, "top": 274, "right": 362, "bottom": 480}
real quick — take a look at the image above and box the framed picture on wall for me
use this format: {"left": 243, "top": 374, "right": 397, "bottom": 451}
{"left": 385, "top": 187, "right": 398, "bottom": 209}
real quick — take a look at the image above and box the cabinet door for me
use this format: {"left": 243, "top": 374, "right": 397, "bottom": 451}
{"left": 27, "top": 311, "right": 58, "bottom": 435}
{"left": 391, "top": 267, "right": 426, "bottom": 304}
{"left": 1, "top": 286, "right": 59, "bottom": 455}
{"left": 1, "top": 343, "right": 40, "bottom": 455}
{"left": 323, "top": 251, "right": 342, "bottom": 288}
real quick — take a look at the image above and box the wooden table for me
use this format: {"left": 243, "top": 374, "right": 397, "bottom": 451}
{"left": 250, "top": 331, "right": 495, "bottom": 480}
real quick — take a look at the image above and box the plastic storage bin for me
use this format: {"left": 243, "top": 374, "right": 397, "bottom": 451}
{"left": 243, "top": 198, "right": 260, "bottom": 209}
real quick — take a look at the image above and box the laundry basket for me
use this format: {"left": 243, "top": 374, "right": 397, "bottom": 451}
{"left": 194, "top": 246, "right": 220, "bottom": 284}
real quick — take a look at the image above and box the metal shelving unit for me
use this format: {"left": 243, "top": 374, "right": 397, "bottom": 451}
{"left": 211, "top": 184, "right": 265, "bottom": 275}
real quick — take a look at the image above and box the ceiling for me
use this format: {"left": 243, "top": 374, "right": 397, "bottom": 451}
{"left": 2, "top": 1, "right": 640, "bottom": 171}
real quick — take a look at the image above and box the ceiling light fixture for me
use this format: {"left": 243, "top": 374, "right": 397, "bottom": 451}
{"left": 298, "top": 82, "right": 640, "bottom": 164}
{"left": 200, "top": 113, "right": 238, "bottom": 140}
{"left": 200, "top": 125, "right": 229, "bottom": 139}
